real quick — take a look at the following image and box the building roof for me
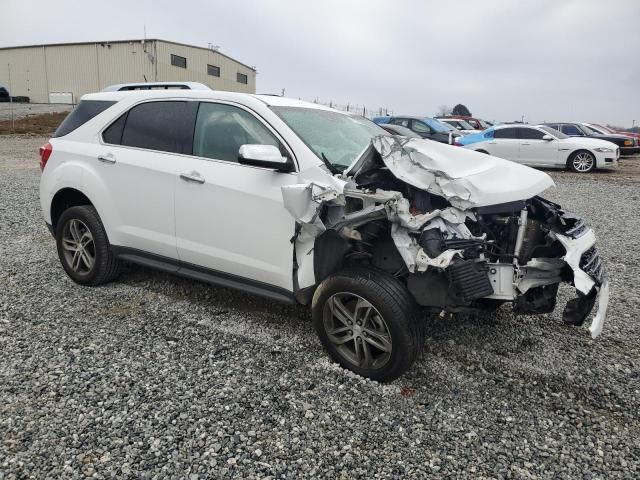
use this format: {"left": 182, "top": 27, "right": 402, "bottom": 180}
{"left": 0, "top": 38, "right": 256, "bottom": 72}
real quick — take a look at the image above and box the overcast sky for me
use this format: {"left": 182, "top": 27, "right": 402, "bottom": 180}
{"left": 2, "top": 0, "right": 639, "bottom": 126}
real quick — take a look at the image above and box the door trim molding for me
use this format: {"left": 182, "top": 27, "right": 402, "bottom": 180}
{"left": 111, "top": 246, "right": 296, "bottom": 304}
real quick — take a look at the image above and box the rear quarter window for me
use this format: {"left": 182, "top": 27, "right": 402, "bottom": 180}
{"left": 54, "top": 100, "right": 116, "bottom": 137}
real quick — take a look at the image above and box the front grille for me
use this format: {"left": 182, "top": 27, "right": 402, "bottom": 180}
{"left": 580, "top": 246, "right": 604, "bottom": 285}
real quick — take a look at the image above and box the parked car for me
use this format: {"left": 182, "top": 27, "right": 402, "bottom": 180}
{"left": 378, "top": 123, "right": 421, "bottom": 138}
{"left": 40, "top": 84, "right": 608, "bottom": 381}
{"left": 438, "top": 118, "right": 481, "bottom": 135}
{"left": 545, "top": 122, "right": 639, "bottom": 156}
{"left": 373, "top": 116, "right": 462, "bottom": 144}
{"left": 583, "top": 122, "right": 640, "bottom": 147}
{"left": 460, "top": 124, "right": 619, "bottom": 173}
{"left": 437, "top": 115, "right": 491, "bottom": 131}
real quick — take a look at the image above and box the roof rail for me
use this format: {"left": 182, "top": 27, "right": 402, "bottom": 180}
{"left": 101, "top": 82, "right": 211, "bottom": 92}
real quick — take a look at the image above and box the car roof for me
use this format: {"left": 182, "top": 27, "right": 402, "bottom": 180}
{"left": 80, "top": 89, "right": 336, "bottom": 112}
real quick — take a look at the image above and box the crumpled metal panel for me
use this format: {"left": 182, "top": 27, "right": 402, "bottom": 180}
{"left": 371, "top": 135, "right": 554, "bottom": 209}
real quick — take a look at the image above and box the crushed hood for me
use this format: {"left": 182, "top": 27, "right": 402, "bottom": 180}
{"left": 349, "top": 136, "right": 555, "bottom": 209}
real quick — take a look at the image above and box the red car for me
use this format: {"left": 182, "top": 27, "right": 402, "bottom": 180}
{"left": 437, "top": 115, "right": 491, "bottom": 131}
{"left": 586, "top": 123, "right": 640, "bottom": 143}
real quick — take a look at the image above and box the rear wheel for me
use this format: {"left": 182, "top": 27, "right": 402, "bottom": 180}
{"left": 56, "top": 205, "right": 121, "bottom": 285}
{"left": 312, "top": 268, "right": 424, "bottom": 382}
{"left": 568, "top": 150, "right": 595, "bottom": 173}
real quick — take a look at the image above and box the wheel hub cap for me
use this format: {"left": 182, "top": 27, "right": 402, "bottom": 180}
{"left": 61, "top": 219, "right": 95, "bottom": 274}
{"left": 323, "top": 292, "right": 392, "bottom": 370}
{"left": 573, "top": 153, "right": 594, "bottom": 172}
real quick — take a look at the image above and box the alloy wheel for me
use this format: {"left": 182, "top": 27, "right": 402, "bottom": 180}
{"left": 572, "top": 152, "right": 595, "bottom": 172}
{"left": 61, "top": 219, "right": 95, "bottom": 274}
{"left": 323, "top": 292, "right": 392, "bottom": 370}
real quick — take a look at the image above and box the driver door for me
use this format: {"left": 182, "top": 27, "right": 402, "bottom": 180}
{"left": 517, "top": 127, "right": 559, "bottom": 166}
{"left": 174, "top": 101, "right": 298, "bottom": 291}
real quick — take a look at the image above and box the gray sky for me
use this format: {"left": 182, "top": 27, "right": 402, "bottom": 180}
{"left": 2, "top": 0, "right": 639, "bottom": 126}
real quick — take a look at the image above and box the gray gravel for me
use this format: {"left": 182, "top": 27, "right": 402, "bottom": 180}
{"left": 1, "top": 135, "right": 639, "bottom": 479}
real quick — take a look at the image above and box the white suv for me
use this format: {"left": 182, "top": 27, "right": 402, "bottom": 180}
{"left": 40, "top": 84, "right": 609, "bottom": 381}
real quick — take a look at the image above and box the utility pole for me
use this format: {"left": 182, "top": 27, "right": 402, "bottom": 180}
{"left": 8, "top": 63, "right": 14, "bottom": 133}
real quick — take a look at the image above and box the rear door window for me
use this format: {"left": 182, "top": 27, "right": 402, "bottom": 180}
{"left": 518, "top": 128, "right": 545, "bottom": 140}
{"left": 117, "top": 101, "right": 198, "bottom": 154}
{"left": 193, "top": 102, "right": 281, "bottom": 163}
{"left": 54, "top": 100, "right": 116, "bottom": 137}
{"left": 391, "top": 118, "right": 410, "bottom": 127}
{"left": 493, "top": 128, "right": 518, "bottom": 139}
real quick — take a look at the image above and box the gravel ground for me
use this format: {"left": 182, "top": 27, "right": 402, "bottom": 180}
{"left": 0, "top": 103, "right": 73, "bottom": 121}
{"left": 1, "top": 135, "right": 639, "bottom": 479}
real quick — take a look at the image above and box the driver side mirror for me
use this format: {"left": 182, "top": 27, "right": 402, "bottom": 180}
{"left": 542, "top": 135, "right": 553, "bottom": 141}
{"left": 238, "top": 144, "right": 293, "bottom": 172}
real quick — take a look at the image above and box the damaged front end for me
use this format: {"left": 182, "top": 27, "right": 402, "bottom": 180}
{"left": 284, "top": 135, "right": 609, "bottom": 338}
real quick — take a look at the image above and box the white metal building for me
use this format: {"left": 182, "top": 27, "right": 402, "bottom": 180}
{"left": 0, "top": 39, "right": 256, "bottom": 104}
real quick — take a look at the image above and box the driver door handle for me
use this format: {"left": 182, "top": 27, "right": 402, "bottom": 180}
{"left": 521, "top": 142, "right": 531, "bottom": 146}
{"left": 97, "top": 153, "right": 116, "bottom": 164}
{"left": 180, "top": 172, "right": 205, "bottom": 184}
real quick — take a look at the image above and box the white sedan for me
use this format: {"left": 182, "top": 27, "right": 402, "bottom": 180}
{"left": 460, "top": 124, "right": 619, "bottom": 173}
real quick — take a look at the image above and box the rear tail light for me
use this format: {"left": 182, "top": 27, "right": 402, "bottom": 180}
{"left": 39, "top": 143, "right": 52, "bottom": 171}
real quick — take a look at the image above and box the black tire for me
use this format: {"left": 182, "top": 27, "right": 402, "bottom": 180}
{"left": 475, "top": 149, "right": 489, "bottom": 155}
{"left": 312, "top": 267, "right": 424, "bottom": 382}
{"left": 55, "top": 205, "right": 120, "bottom": 286}
{"left": 567, "top": 150, "right": 596, "bottom": 173}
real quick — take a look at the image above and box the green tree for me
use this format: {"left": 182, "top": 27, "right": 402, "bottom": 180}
{"left": 452, "top": 104, "right": 472, "bottom": 116}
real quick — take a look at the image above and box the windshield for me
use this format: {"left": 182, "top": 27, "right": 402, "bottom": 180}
{"left": 273, "top": 107, "right": 388, "bottom": 169}
{"left": 539, "top": 126, "right": 569, "bottom": 139}
{"left": 591, "top": 124, "right": 614, "bottom": 134}
{"left": 581, "top": 124, "right": 603, "bottom": 135}
{"left": 426, "top": 118, "right": 454, "bottom": 132}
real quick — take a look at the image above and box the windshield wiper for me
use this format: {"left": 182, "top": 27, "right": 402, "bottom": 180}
{"left": 320, "top": 152, "right": 343, "bottom": 175}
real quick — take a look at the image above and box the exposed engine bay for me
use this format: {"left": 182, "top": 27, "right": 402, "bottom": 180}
{"left": 283, "top": 135, "right": 609, "bottom": 338}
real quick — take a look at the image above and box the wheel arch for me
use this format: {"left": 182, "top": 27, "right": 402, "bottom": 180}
{"left": 50, "top": 188, "right": 95, "bottom": 230}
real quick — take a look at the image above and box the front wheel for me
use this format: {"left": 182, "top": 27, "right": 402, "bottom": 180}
{"left": 568, "top": 150, "right": 596, "bottom": 173}
{"left": 312, "top": 268, "right": 424, "bottom": 382}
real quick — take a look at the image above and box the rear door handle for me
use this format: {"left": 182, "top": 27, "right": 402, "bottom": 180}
{"left": 521, "top": 142, "right": 531, "bottom": 146}
{"left": 180, "top": 172, "right": 205, "bottom": 184}
{"left": 97, "top": 153, "right": 116, "bottom": 164}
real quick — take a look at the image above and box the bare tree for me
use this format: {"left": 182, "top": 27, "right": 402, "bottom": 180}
{"left": 435, "top": 104, "right": 452, "bottom": 117}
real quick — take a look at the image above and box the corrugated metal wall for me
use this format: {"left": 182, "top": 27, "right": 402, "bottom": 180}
{"left": 155, "top": 40, "right": 256, "bottom": 94}
{"left": 0, "top": 40, "right": 256, "bottom": 104}
{"left": 0, "top": 46, "right": 49, "bottom": 103}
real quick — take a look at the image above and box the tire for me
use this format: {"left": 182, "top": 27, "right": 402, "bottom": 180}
{"left": 475, "top": 149, "right": 490, "bottom": 154}
{"left": 55, "top": 205, "right": 121, "bottom": 286}
{"left": 568, "top": 150, "right": 596, "bottom": 173}
{"left": 312, "top": 267, "right": 424, "bottom": 382}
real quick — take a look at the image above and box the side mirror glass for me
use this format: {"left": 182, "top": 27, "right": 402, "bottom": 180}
{"left": 238, "top": 144, "right": 292, "bottom": 172}
{"left": 542, "top": 135, "right": 553, "bottom": 141}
